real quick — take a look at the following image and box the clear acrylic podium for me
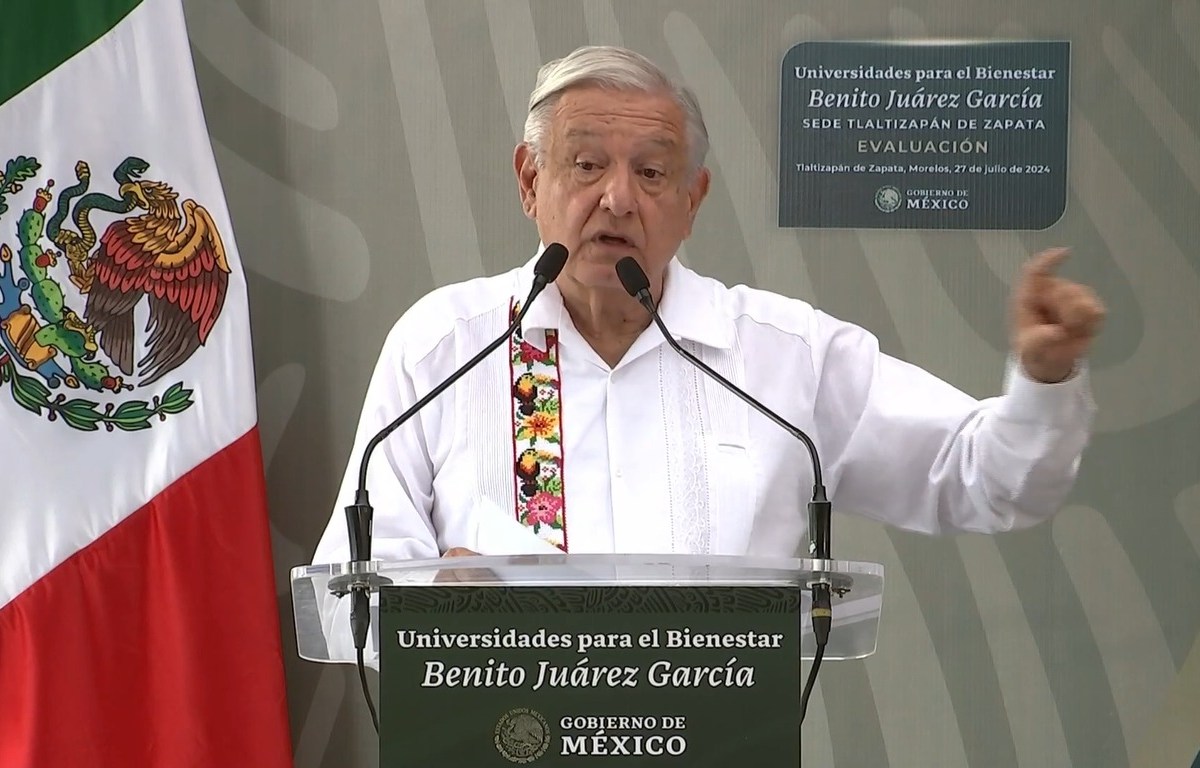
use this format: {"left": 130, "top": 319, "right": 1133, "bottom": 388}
{"left": 290, "top": 554, "right": 885, "bottom": 665}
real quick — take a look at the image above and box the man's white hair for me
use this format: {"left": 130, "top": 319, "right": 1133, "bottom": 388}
{"left": 522, "top": 45, "right": 710, "bottom": 176}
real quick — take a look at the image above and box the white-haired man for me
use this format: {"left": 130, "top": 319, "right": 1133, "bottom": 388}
{"left": 313, "top": 45, "right": 1104, "bottom": 566}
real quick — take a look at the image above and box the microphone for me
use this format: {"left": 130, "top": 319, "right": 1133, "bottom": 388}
{"left": 613, "top": 256, "right": 832, "bottom": 723}
{"left": 339, "top": 242, "right": 569, "bottom": 649}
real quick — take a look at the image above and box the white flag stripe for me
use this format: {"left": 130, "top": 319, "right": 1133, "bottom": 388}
{"left": 0, "top": 0, "right": 257, "bottom": 609}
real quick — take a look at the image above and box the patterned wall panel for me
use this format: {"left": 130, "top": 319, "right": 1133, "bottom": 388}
{"left": 183, "top": 1, "right": 1200, "bottom": 766}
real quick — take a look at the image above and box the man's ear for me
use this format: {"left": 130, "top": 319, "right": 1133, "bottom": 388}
{"left": 683, "top": 166, "right": 711, "bottom": 234}
{"left": 514, "top": 144, "right": 539, "bottom": 220}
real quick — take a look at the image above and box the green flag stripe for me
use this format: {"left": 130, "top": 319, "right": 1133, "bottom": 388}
{"left": 0, "top": 0, "right": 144, "bottom": 109}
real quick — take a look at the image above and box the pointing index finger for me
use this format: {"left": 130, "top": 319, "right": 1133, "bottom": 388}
{"left": 1025, "top": 247, "right": 1071, "bottom": 277}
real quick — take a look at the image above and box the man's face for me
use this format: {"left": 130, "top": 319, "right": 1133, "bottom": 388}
{"left": 515, "top": 85, "right": 710, "bottom": 296}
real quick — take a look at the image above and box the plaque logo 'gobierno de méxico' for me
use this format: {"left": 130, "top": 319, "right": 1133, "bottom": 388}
{"left": 875, "top": 185, "right": 903, "bottom": 213}
{"left": 495, "top": 708, "right": 550, "bottom": 763}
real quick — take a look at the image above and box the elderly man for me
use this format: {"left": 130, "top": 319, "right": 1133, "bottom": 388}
{"left": 312, "top": 45, "right": 1103, "bottom": 566}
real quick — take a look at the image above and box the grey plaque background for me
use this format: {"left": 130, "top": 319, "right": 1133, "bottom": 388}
{"left": 779, "top": 41, "right": 1070, "bottom": 230}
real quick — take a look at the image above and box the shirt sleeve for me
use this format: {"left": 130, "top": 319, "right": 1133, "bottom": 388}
{"left": 810, "top": 310, "right": 1096, "bottom": 535}
{"left": 311, "top": 321, "right": 443, "bottom": 565}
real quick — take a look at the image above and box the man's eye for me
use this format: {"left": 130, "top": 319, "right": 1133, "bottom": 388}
{"left": 641, "top": 169, "right": 664, "bottom": 179}
{"left": 576, "top": 161, "right": 598, "bottom": 172}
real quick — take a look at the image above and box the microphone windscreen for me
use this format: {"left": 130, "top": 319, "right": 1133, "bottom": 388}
{"left": 615, "top": 256, "right": 650, "bottom": 297}
{"left": 534, "top": 242, "right": 569, "bottom": 281}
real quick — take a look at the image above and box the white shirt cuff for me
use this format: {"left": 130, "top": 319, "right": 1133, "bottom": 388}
{"left": 996, "top": 356, "right": 1093, "bottom": 426}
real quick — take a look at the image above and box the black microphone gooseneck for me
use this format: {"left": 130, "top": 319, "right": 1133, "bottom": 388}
{"left": 613, "top": 256, "right": 832, "bottom": 725}
{"left": 339, "top": 242, "right": 569, "bottom": 731}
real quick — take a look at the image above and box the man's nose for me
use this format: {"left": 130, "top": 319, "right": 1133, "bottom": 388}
{"left": 599, "top": 167, "right": 637, "bottom": 217}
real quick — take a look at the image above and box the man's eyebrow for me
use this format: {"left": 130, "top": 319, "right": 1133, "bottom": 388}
{"left": 561, "top": 129, "right": 679, "bottom": 150}
{"left": 642, "top": 136, "right": 679, "bottom": 150}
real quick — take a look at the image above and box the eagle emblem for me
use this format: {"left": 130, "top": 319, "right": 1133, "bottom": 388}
{"left": 0, "top": 155, "right": 229, "bottom": 431}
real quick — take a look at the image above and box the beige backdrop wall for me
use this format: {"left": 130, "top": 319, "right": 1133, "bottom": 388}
{"left": 181, "top": 1, "right": 1200, "bottom": 766}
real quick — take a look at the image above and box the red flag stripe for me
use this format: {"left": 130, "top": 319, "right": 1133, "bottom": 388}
{"left": 0, "top": 427, "right": 294, "bottom": 767}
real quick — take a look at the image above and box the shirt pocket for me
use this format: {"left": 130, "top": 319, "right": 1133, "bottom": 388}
{"left": 706, "top": 438, "right": 758, "bottom": 555}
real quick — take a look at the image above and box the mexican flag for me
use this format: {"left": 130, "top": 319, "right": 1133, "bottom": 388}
{"left": 0, "top": 1, "right": 294, "bottom": 765}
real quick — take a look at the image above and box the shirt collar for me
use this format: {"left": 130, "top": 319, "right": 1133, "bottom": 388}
{"left": 514, "top": 245, "right": 734, "bottom": 351}
{"left": 656, "top": 257, "right": 734, "bottom": 350}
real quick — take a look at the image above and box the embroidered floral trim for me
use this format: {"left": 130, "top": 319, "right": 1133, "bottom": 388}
{"left": 510, "top": 302, "right": 568, "bottom": 551}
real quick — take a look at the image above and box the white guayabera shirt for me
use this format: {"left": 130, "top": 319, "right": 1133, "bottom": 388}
{"left": 313, "top": 249, "right": 1094, "bottom": 566}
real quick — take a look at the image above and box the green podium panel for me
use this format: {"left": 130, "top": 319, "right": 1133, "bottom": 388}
{"left": 379, "top": 585, "right": 800, "bottom": 766}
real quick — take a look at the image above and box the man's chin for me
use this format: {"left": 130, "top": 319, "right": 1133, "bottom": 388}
{"left": 560, "top": 263, "right": 631, "bottom": 292}
{"left": 576, "top": 242, "right": 639, "bottom": 263}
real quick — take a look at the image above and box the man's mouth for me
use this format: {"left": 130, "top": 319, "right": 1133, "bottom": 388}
{"left": 595, "top": 233, "right": 635, "bottom": 248}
